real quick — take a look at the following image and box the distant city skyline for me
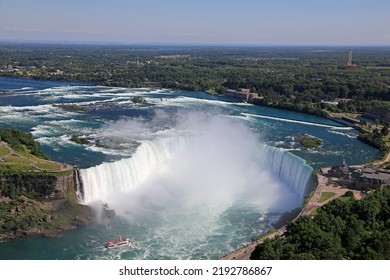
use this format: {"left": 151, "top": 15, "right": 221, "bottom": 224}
{"left": 0, "top": 0, "right": 389, "bottom": 45}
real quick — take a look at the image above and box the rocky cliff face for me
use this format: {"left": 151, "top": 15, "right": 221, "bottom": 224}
{"left": 0, "top": 169, "right": 94, "bottom": 241}
{"left": 0, "top": 169, "right": 82, "bottom": 201}
{"left": 53, "top": 170, "right": 77, "bottom": 200}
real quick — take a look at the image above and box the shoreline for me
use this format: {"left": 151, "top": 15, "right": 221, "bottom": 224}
{"left": 0, "top": 196, "right": 96, "bottom": 242}
{"left": 219, "top": 163, "right": 382, "bottom": 260}
{"left": 218, "top": 174, "right": 325, "bottom": 260}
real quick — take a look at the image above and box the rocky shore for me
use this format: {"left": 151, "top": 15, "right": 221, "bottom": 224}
{"left": 0, "top": 195, "right": 95, "bottom": 241}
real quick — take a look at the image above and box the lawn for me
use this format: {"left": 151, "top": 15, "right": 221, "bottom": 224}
{"left": 337, "top": 196, "right": 354, "bottom": 202}
{"left": 36, "top": 162, "right": 62, "bottom": 171}
{"left": 319, "top": 192, "right": 336, "bottom": 203}
{"left": 0, "top": 163, "right": 36, "bottom": 171}
{"left": 0, "top": 143, "right": 63, "bottom": 172}
{"left": 4, "top": 155, "right": 34, "bottom": 165}
{"left": 0, "top": 146, "right": 10, "bottom": 157}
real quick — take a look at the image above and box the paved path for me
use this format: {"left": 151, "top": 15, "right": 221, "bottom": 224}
{"left": 372, "top": 150, "right": 390, "bottom": 166}
{"left": 220, "top": 227, "right": 287, "bottom": 260}
{"left": 0, "top": 141, "right": 73, "bottom": 172}
{"left": 220, "top": 173, "right": 363, "bottom": 260}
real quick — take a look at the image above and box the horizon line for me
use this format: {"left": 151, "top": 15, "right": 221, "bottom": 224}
{"left": 1, "top": 39, "right": 390, "bottom": 48}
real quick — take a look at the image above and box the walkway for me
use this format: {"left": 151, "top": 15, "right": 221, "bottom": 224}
{"left": 0, "top": 141, "right": 73, "bottom": 172}
{"left": 220, "top": 172, "right": 362, "bottom": 260}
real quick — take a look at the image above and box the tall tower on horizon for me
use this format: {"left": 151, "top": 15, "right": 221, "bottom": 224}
{"left": 346, "top": 49, "right": 356, "bottom": 67}
{"left": 348, "top": 49, "right": 353, "bottom": 65}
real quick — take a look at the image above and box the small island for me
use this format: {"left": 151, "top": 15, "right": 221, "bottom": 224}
{"left": 298, "top": 135, "right": 322, "bottom": 149}
{"left": 53, "top": 103, "right": 87, "bottom": 112}
{"left": 70, "top": 134, "right": 91, "bottom": 145}
{"left": 130, "top": 96, "right": 146, "bottom": 104}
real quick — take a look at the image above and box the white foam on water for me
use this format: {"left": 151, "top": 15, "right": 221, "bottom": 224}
{"left": 243, "top": 112, "right": 354, "bottom": 129}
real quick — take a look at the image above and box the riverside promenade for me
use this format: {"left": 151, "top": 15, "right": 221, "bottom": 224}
{"left": 220, "top": 171, "right": 362, "bottom": 260}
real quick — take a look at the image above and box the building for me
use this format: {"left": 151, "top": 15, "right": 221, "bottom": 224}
{"left": 355, "top": 167, "right": 390, "bottom": 191}
{"left": 327, "top": 159, "right": 390, "bottom": 190}
{"left": 363, "top": 107, "right": 390, "bottom": 124}
{"left": 224, "top": 88, "right": 255, "bottom": 102}
{"left": 329, "top": 159, "right": 350, "bottom": 177}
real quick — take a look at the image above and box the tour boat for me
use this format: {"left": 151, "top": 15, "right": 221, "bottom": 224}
{"left": 105, "top": 237, "right": 131, "bottom": 248}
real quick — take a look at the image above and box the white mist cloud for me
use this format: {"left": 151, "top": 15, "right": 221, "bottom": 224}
{"left": 97, "top": 111, "right": 300, "bottom": 221}
{"left": 96, "top": 109, "right": 179, "bottom": 142}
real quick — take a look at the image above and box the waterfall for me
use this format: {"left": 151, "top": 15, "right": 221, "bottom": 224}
{"left": 261, "top": 145, "right": 313, "bottom": 203}
{"left": 80, "top": 136, "right": 313, "bottom": 205}
{"left": 74, "top": 168, "right": 84, "bottom": 202}
{"left": 80, "top": 137, "right": 186, "bottom": 204}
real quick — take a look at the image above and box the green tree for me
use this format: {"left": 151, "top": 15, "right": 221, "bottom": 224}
{"left": 251, "top": 237, "right": 285, "bottom": 260}
{"left": 381, "top": 125, "right": 389, "bottom": 136}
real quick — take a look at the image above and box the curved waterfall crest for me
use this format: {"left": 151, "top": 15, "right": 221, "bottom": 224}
{"left": 80, "top": 136, "right": 313, "bottom": 205}
{"left": 260, "top": 145, "right": 313, "bottom": 202}
{"left": 80, "top": 137, "right": 186, "bottom": 204}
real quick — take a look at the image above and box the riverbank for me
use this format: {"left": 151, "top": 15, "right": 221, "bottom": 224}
{"left": 0, "top": 133, "right": 95, "bottom": 242}
{"left": 219, "top": 171, "right": 368, "bottom": 260}
{"left": 220, "top": 145, "right": 390, "bottom": 260}
{"left": 210, "top": 91, "right": 390, "bottom": 159}
{"left": 0, "top": 195, "right": 95, "bottom": 241}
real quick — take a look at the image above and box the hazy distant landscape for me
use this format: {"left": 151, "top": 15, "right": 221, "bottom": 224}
{"left": 1, "top": 44, "right": 390, "bottom": 115}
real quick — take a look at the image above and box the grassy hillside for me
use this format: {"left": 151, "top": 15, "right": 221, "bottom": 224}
{"left": 0, "top": 128, "right": 95, "bottom": 240}
{"left": 0, "top": 128, "right": 70, "bottom": 173}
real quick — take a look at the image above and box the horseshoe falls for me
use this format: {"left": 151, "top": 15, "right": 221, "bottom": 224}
{"left": 79, "top": 117, "right": 314, "bottom": 259}
{"left": 0, "top": 77, "right": 378, "bottom": 260}
{"left": 81, "top": 136, "right": 313, "bottom": 206}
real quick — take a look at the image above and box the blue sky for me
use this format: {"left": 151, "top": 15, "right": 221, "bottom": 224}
{"left": 0, "top": 0, "right": 389, "bottom": 45}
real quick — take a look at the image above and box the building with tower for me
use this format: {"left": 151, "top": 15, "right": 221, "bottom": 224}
{"left": 326, "top": 159, "right": 390, "bottom": 190}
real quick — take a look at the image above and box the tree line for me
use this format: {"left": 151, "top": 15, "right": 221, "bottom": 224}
{"left": 0, "top": 127, "right": 48, "bottom": 159}
{"left": 1, "top": 44, "right": 390, "bottom": 115}
{"left": 250, "top": 187, "right": 390, "bottom": 260}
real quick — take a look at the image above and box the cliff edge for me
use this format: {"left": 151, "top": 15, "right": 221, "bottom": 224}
{"left": 0, "top": 131, "right": 95, "bottom": 241}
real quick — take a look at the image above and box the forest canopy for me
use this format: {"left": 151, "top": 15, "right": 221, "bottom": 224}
{"left": 0, "top": 127, "right": 48, "bottom": 159}
{"left": 1, "top": 44, "right": 390, "bottom": 116}
{"left": 250, "top": 187, "right": 390, "bottom": 260}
